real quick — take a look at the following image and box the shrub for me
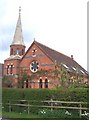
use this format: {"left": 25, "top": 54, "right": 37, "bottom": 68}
{"left": 2, "top": 88, "right": 88, "bottom": 102}
{"left": 2, "top": 88, "right": 88, "bottom": 115}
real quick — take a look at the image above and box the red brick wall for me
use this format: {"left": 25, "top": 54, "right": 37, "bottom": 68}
{"left": 20, "top": 43, "right": 55, "bottom": 70}
{"left": 10, "top": 45, "right": 25, "bottom": 56}
{"left": 4, "top": 59, "right": 20, "bottom": 75}
{"left": 3, "top": 42, "right": 89, "bottom": 88}
{"left": 20, "top": 42, "right": 58, "bottom": 88}
{"left": 4, "top": 58, "right": 21, "bottom": 87}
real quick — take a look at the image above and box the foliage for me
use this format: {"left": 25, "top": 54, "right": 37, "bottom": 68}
{"left": 2, "top": 75, "right": 13, "bottom": 87}
{"left": 16, "top": 62, "right": 87, "bottom": 89}
{"left": 19, "top": 70, "right": 31, "bottom": 88}
{"left": 2, "top": 88, "right": 88, "bottom": 117}
{"left": 38, "top": 109, "right": 79, "bottom": 118}
{"left": 21, "top": 71, "right": 28, "bottom": 88}
{"left": 50, "top": 64, "right": 71, "bottom": 88}
{"left": 2, "top": 88, "right": 88, "bottom": 102}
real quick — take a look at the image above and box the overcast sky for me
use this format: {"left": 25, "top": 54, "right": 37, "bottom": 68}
{"left": 0, "top": 0, "right": 88, "bottom": 70}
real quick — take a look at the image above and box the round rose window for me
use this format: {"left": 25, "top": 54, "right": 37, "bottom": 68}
{"left": 30, "top": 61, "right": 39, "bottom": 73}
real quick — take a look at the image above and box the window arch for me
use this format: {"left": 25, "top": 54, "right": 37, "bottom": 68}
{"left": 7, "top": 65, "right": 9, "bottom": 74}
{"left": 22, "top": 49, "right": 24, "bottom": 55}
{"left": 11, "top": 48, "right": 13, "bottom": 55}
{"left": 10, "top": 65, "right": 13, "bottom": 74}
{"left": 45, "top": 79, "right": 48, "bottom": 88}
{"left": 16, "top": 48, "right": 19, "bottom": 54}
{"left": 26, "top": 79, "right": 28, "bottom": 88}
{"left": 39, "top": 79, "right": 43, "bottom": 88}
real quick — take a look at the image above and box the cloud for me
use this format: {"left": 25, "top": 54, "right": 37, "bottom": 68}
{"left": 0, "top": 0, "right": 87, "bottom": 70}
{"left": 0, "top": 25, "right": 14, "bottom": 51}
{"left": 0, "top": 50, "right": 9, "bottom": 64}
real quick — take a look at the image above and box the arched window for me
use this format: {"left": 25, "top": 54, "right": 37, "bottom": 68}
{"left": 39, "top": 79, "right": 43, "bottom": 88}
{"left": 45, "top": 79, "right": 48, "bottom": 88}
{"left": 7, "top": 65, "right": 9, "bottom": 74}
{"left": 11, "top": 48, "right": 13, "bottom": 55}
{"left": 32, "top": 48, "right": 37, "bottom": 55}
{"left": 10, "top": 65, "right": 13, "bottom": 74}
{"left": 22, "top": 49, "right": 24, "bottom": 55}
{"left": 16, "top": 48, "right": 19, "bottom": 54}
{"left": 26, "top": 79, "right": 28, "bottom": 88}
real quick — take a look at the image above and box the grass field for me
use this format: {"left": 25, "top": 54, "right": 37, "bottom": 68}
{"left": 2, "top": 111, "right": 41, "bottom": 118}
{"left": 2, "top": 110, "right": 89, "bottom": 120}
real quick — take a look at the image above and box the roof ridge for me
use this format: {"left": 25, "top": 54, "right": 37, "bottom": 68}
{"left": 34, "top": 41, "right": 87, "bottom": 73}
{"left": 21, "top": 40, "right": 88, "bottom": 75}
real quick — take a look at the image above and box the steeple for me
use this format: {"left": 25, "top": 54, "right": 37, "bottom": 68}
{"left": 11, "top": 6, "right": 25, "bottom": 46}
{"left": 10, "top": 7, "right": 25, "bottom": 56}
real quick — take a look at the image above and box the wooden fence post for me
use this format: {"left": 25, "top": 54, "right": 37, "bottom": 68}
{"left": 9, "top": 100, "right": 11, "bottom": 112}
{"left": 27, "top": 101, "right": 30, "bottom": 114}
{"left": 79, "top": 103, "right": 82, "bottom": 118}
{"left": 50, "top": 98, "right": 53, "bottom": 112}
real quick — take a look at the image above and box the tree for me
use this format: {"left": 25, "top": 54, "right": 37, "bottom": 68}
{"left": 21, "top": 71, "right": 29, "bottom": 88}
{"left": 48, "top": 63, "right": 68, "bottom": 88}
{"left": 2, "top": 75, "right": 13, "bottom": 87}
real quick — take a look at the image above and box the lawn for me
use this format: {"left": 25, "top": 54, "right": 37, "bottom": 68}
{"left": 2, "top": 110, "right": 89, "bottom": 120}
{"left": 2, "top": 111, "right": 41, "bottom": 118}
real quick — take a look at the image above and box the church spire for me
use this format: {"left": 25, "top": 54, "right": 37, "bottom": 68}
{"left": 11, "top": 6, "right": 25, "bottom": 46}
{"left": 10, "top": 7, "right": 25, "bottom": 56}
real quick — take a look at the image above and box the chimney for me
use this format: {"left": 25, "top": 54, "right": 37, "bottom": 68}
{"left": 71, "top": 55, "right": 73, "bottom": 60}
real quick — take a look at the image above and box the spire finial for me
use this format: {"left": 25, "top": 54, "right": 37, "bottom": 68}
{"left": 11, "top": 6, "right": 25, "bottom": 46}
{"left": 19, "top": 6, "right": 21, "bottom": 15}
{"left": 34, "top": 38, "right": 35, "bottom": 41}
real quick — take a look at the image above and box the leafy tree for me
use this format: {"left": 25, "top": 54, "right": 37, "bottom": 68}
{"left": 2, "top": 75, "right": 13, "bottom": 87}
{"left": 21, "top": 71, "right": 29, "bottom": 88}
{"left": 50, "top": 63, "right": 70, "bottom": 88}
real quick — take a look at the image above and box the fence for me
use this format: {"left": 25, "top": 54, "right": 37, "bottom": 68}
{"left": 2, "top": 99, "right": 89, "bottom": 118}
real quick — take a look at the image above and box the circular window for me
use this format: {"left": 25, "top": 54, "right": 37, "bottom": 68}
{"left": 30, "top": 61, "right": 39, "bottom": 73}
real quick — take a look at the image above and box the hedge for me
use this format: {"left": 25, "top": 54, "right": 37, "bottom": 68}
{"left": 2, "top": 88, "right": 89, "bottom": 102}
{"left": 2, "top": 88, "right": 89, "bottom": 115}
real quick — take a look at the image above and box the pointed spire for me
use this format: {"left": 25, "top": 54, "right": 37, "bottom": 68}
{"left": 19, "top": 6, "right": 21, "bottom": 15}
{"left": 11, "top": 6, "right": 25, "bottom": 46}
{"left": 34, "top": 38, "right": 36, "bottom": 41}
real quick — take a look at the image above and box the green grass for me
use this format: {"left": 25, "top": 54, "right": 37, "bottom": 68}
{"left": 2, "top": 111, "right": 41, "bottom": 118}
{"left": 2, "top": 111, "right": 89, "bottom": 120}
{"left": 0, "top": 111, "right": 2, "bottom": 118}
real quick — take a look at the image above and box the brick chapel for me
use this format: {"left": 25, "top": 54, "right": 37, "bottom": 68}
{"left": 3, "top": 8, "right": 89, "bottom": 88}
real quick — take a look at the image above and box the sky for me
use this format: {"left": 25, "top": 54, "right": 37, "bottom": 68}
{"left": 0, "top": 0, "right": 88, "bottom": 70}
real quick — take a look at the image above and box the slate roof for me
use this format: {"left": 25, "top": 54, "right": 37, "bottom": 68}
{"left": 11, "top": 8, "right": 25, "bottom": 46}
{"left": 34, "top": 41, "right": 89, "bottom": 76}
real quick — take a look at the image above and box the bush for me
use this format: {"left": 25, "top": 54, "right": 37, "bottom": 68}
{"left": 2, "top": 88, "right": 88, "bottom": 115}
{"left": 2, "top": 88, "right": 88, "bottom": 102}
